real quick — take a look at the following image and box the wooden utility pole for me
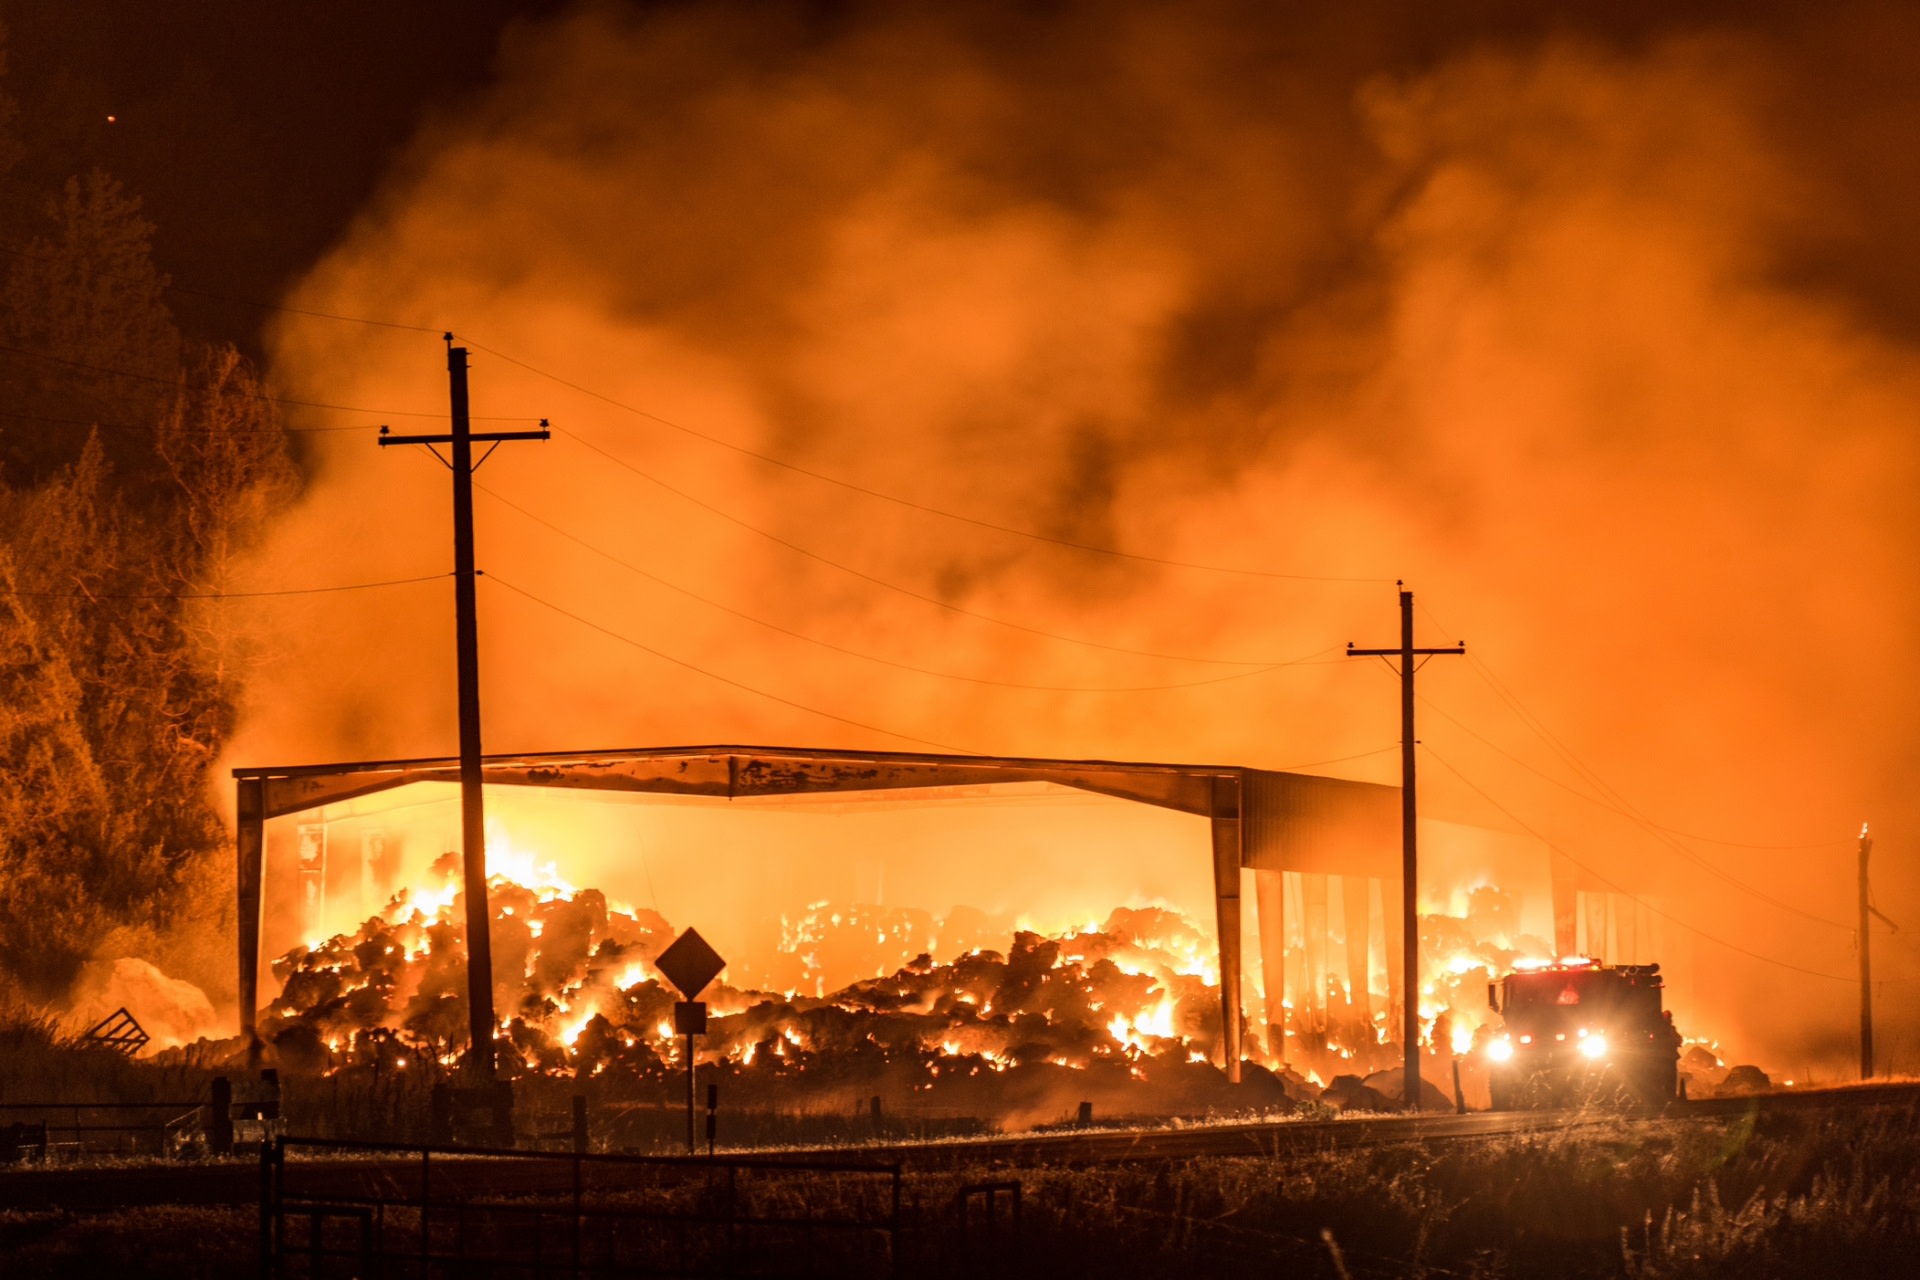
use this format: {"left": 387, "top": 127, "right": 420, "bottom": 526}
{"left": 1859, "top": 823, "right": 1876, "bottom": 1079}
{"left": 1348, "top": 585, "right": 1463, "bottom": 1110}
{"left": 380, "top": 339, "right": 547, "bottom": 1084}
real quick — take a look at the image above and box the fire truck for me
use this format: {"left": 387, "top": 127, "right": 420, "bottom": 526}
{"left": 1482, "top": 959, "right": 1681, "bottom": 1110}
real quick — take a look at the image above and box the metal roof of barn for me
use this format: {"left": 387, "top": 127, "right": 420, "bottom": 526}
{"left": 232, "top": 745, "right": 1400, "bottom": 868}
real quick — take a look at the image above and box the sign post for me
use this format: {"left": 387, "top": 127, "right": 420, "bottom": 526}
{"left": 654, "top": 928, "right": 726, "bottom": 1156}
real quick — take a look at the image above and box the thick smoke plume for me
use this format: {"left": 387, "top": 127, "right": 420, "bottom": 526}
{"left": 230, "top": 1, "right": 1920, "bottom": 1071}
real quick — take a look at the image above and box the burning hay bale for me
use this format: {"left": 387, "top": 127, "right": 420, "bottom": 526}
{"left": 1360, "top": 1066, "right": 1453, "bottom": 1111}
{"left": 1715, "top": 1064, "right": 1772, "bottom": 1097}
{"left": 1319, "top": 1074, "right": 1393, "bottom": 1113}
{"left": 260, "top": 861, "right": 1300, "bottom": 1121}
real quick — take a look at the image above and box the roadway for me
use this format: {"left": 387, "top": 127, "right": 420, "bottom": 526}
{"left": 805, "top": 1078, "right": 1920, "bottom": 1169}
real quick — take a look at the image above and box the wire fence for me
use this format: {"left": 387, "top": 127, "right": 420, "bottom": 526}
{"left": 263, "top": 1136, "right": 902, "bottom": 1279}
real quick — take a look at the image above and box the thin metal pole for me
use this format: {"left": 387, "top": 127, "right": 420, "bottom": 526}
{"left": 447, "top": 346, "right": 496, "bottom": 1083}
{"left": 259, "top": 1139, "right": 276, "bottom": 1278}
{"left": 1398, "top": 589, "right": 1419, "bottom": 1109}
{"left": 686, "top": 1034, "right": 697, "bottom": 1155}
{"left": 1859, "top": 824, "right": 1875, "bottom": 1080}
{"left": 419, "top": 1147, "right": 431, "bottom": 1269}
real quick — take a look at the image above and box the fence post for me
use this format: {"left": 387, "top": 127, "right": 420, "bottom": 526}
{"left": 572, "top": 1147, "right": 583, "bottom": 1279}
{"left": 725, "top": 1164, "right": 739, "bottom": 1273}
{"left": 209, "top": 1077, "right": 234, "bottom": 1155}
{"left": 258, "top": 1138, "right": 277, "bottom": 1278}
{"left": 420, "top": 1147, "right": 432, "bottom": 1269}
{"left": 890, "top": 1166, "right": 903, "bottom": 1280}
{"left": 571, "top": 1094, "right": 589, "bottom": 1154}
{"left": 956, "top": 1180, "right": 1021, "bottom": 1276}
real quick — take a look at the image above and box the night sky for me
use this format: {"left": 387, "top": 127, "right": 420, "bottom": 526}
{"left": 0, "top": 1, "right": 568, "bottom": 348}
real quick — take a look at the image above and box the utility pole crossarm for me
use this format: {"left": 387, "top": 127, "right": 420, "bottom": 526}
{"left": 1347, "top": 645, "right": 1466, "bottom": 656}
{"left": 1859, "top": 824, "right": 1875, "bottom": 1080}
{"left": 378, "top": 426, "right": 552, "bottom": 446}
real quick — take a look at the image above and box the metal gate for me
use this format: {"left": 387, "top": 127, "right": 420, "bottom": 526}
{"left": 261, "top": 1137, "right": 900, "bottom": 1278}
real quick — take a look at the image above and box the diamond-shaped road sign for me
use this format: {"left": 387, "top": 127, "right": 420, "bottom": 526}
{"left": 655, "top": 927, "right": 726, "bottom": 999}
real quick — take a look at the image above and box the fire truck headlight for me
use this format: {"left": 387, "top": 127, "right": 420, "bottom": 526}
{"left": 1579, "top": 1034, "right": 1608, "bottom": 1060}
{"left": 1487, "top": 1038, "right": 1515, "bottom": 1063}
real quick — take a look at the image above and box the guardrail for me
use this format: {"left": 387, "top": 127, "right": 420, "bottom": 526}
{"left": 262, "top": 1136, "right": 902, "bottom": 1278}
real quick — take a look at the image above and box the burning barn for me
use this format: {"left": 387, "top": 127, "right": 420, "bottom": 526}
{"left": 234, "top": 744, "right": 1671, "bottom": 1108}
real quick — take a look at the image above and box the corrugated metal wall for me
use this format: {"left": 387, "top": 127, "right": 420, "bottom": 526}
{"left": 1240, "top": 770, "right": 1399, "bottom": 876}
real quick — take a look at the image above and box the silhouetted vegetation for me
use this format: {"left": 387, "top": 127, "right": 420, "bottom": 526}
{"left": 0, "top": 23, "right": 296, "bottom": 998}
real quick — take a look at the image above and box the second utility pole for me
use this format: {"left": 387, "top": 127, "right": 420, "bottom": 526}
{"left": 1859, "top": 823, "right": 1874, "bottom": 1079}
{"left": 380, "top": 338, "right": 548, "bottom": 1088}
{"left": 1348, "top": 585, "right": 1463, "bottom": 1111}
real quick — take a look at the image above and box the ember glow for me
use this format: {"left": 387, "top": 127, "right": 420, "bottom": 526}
{"left": 264, "top": 852, "right": 1252, "bottom": 1108}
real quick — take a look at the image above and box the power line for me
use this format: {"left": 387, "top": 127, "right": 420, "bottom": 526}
{"left": 2, "top": 572, "right": 448, "bottom": 601}
{"left": 1414, "top": 599, "right": 1849, "bottom": 854}
{"left": 1416, "top": 692, "right": 1854, "bottom": 932}
{"left": 470, "top": 478, "right": 1345, "bottom": 691}
{"left": 0, "top": 406, "right": 363, "bottom": 436}
{"left": 0, "top": 339, "right": 534, "bottom": 422}
{"left": 546, "top": 426, "right": 1295, "bottom": 668}
{"left": 1424, "top": 745, "right": 1859, "bottom": 983}
{"left": 482, "top": 572, "right": 977, "bottom": 754}
{"left": 1472, "top": 646, "right": 1838, "bottom": 844}
{"left": 0, "top": 240, "right": 445, "bottom": 336}
{"left": 1269, "top": 745, "right": 1401, "bottom": 773}
{"left": 456, "top": 335, "right": 1390, "bottom": 585}
{"left": 200, "top": 295, "right": 442, "bottom": 335}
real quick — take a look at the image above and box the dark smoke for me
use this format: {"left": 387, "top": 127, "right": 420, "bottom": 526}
{"left": 229, "top": 1, "right": 1920, "bottom": 1073}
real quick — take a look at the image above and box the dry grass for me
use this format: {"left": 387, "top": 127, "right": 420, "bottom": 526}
{"left": 0, "top": 1000, "right": 219, "bottom": 1108}
{"left": 0, "top": 1206, "right": 254, "bottom": 1280}
{"left": 904, "top": 1105, "right": 1920, "bottom": 1278}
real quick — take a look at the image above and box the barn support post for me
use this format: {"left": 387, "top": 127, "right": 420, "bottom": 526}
{"left": 1383, "top": 878, "right": 1404, "bottom": 1034}
{"left": 1343, "top": 874, "right": 1371, "bottom": 1034}
{"left": 1211, "top": 777, "right": 1244, "bottom": 1083}
{"left": 1549, "top": 854, "right": 1579, "bottom": 958}
{"left": 236, "top": 777, "right": 266, "bottom": 1061}
{"left": 1302, "top": 873, "right": 1329, "bottom": 1052}
{"left": 1584, "top": 895, "right": 1608, "bottom": 961}
{"left": 1254, "top": 870, "right": 1286, "bottom": 1063}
